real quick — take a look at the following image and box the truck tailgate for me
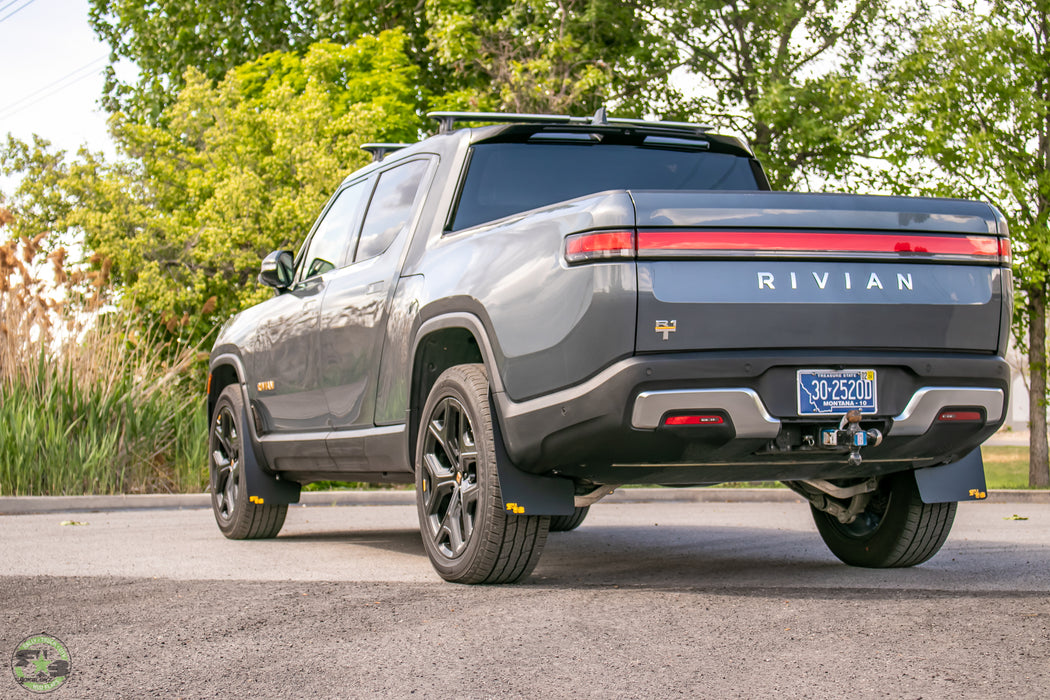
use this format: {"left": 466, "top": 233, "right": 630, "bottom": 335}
{"left": 631, "top": 191, "right": 1009, "bottom": 354}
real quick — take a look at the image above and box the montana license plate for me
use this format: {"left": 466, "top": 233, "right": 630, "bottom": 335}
{"left": 797, "top": 369, "right": 877, "bottom": 415}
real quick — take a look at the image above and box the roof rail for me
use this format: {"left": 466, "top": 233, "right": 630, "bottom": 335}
{"left": 427, "top": 110, "right": 713, "bottom": 136}
{"left": 361, "top": 143, "right": 411, "bottom": 163}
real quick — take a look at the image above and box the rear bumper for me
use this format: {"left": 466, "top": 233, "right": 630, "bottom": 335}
{"left": 494, "top": 350, "right": 1009, "bottom": 484}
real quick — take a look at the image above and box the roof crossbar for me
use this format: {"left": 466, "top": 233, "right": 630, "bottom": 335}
{"left": 427, "top": 110, "right": 713, "bottom": 136}
{"left": 361, "top": 143, "right": 411, "bottom": 163}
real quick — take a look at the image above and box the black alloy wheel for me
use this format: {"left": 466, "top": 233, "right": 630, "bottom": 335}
{"left": 419, "top": 395, "right": 481, "bottom": 559}
{"left": 208, "top": 384, "right": 287, "bottom": 539}
{"left": 415, "top": 364, "right": 549, "bottom": 584}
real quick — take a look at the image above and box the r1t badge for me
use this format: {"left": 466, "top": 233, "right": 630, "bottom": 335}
{"left": 655, "top": 320, "right": 677, "bottom": 340}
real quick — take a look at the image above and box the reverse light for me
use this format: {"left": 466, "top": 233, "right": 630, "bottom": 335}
{"left": 664, "top": 415, "right": 725, "bottom": 426}
{"left": 564, "top": 230, "right": 635, "bottom": 264}
{"left": 999, "top": 238, "right": 1012, "bottom": 266}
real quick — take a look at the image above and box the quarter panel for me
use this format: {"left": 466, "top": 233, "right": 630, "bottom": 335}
{"left": 418, "top": 192, "right": 638, "bottom": 401}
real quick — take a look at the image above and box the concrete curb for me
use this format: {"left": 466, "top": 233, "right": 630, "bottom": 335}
{"left": 1, "top": 487, "right": 1048, "bottom": 515}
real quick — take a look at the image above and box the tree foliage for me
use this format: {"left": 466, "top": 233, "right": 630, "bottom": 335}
{"left": 886, "top": 0, "right": 1050, "bottom": 486}
{"left": 90, "top": 0, "right": 675, "bottom": 121}
{"left": 3, "top": 31, "right": 422, "bottom": 341}
{"left": 425, "top": 0, "right": 671, "bottom": 114}
{"left": 648, "top": 0, "right": 893, "bottom": 190}
{"left": 90, "top": 0, "right": 308, "bottom": 122}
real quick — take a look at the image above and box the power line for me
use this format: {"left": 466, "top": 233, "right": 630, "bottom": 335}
{"left": 0, "top": 54, "right": 108, "bottom": 115}
{"left": 0, "top": 0, "right": 39, "bottom": 24}
{"left": 0, "top": 55, "right": 108, "bottom": 121}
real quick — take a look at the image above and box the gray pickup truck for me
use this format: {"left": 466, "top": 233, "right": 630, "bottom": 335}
{"left": 207, "top": 111, "right": 1011, "bottom": 583}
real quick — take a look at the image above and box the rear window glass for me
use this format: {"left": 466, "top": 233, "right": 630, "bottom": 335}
{"left": 451, "top": 142, "right": 760, "bottom": 231}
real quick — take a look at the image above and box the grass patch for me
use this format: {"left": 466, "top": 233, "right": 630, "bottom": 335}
{"left": 303, "top": 481, "right": 413, "bottom": 492}
{"left": 981, "top": 445, "right": 1036, "bottom": 490}
{"left": 1, "top": 234, "right": 207, "bottom": 495}
{"left": 0, "top": 324, "right": 208, "bottom": 495}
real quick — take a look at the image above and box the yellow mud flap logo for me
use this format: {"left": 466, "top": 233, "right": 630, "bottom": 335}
{"left": 250, "top": 496, "right": 265, "bottom": 504}
{"left": 969, "top": 488, "right": 987, "bottom": 500}
{"left": 506, "top": 503, "right": 525, "bottom": 514}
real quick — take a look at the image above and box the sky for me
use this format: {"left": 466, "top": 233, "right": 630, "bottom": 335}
{"left": 0, "top": 0, "right": 117, "bottom": 174}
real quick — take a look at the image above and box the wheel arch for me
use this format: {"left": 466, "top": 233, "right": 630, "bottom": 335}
{"left": 408, "top": 313, "right": 503, "bottom": 469}
{"left": 208, "top": 353, "right": 248, "bottom": 425}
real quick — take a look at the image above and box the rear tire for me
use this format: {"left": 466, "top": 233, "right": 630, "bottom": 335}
{"left": 209, "top": 385, "right": 287, "bottom": 539}
{"left": 415, "top": 364, "right": 549, "bottom": 584}
{"left": 550, "top": 506, "right": 589, "bottom": 532}
{"left": 811, "top": 470, "right": 956, "bottom": 568}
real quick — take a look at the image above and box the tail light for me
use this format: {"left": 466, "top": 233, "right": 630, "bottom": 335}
{"left": 937, "top": 410, "right": 983, "bottom": 423}
{"left": 564, "top": 230, "right": 635, "bottom": 264}
{"left": 664, "top": 415, "right": 724, "bottom": 426}
{"left": 564, "top": 228, "right": 1009, "bottom": 265}
{"left": 635, "top": 230, "right": 1003, "bottom": 263}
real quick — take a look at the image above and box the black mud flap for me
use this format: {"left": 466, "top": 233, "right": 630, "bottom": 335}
{"left": 914, "top": 448, "right": 988, "bottom": 504}
{"left": 492, "top": 414, "right": 574, "bottom": 516}
{"left": 239, "top": 397, "right": 301, "bottom": 506}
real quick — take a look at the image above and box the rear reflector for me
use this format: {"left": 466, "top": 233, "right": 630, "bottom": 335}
{"left": 664, "top": 415, "right": 725, "bottom": 426}
{"left": 999, "top": 238, "right": 1012, "bottom": 265}
{"left": 936, "top": 410, "right": 983, "bottom": 422}
{"left": 564, "top": 230, "right": 635, "bottom": 263}
{"left": 636, "top": 230, "right": 1005, "bottom": 263}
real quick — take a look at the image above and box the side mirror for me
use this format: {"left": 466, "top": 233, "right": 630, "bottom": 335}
{"left": 259, "top": 250, "right": 294, "bottom": 290}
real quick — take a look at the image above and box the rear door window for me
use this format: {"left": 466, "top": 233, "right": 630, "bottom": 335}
{"left": 354, "top": 160, "right": 430, "bottom": 262}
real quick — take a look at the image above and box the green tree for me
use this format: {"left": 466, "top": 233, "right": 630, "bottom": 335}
{"left": 649, "top": 0, "right": 892, "bottom": 190}
{"left": 91, "top": 0, "right": 672, "bottom": 121}
{"left": 90, "top": 0, "right": 309, "bottom": 123}
{"left": 887, "top": 0, "right": 1050, "bottom": 486}
{"left": 89, "top": 0, "right": 436, "bottom": 123}
{"left": 424, "top": 0, "right": 671, "bottom": 114}
{"left": 4, "top": 32, "right": 422, "bottom": 342}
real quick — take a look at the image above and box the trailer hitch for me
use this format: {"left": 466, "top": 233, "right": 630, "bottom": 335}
{"left": 820, "top": 409, "right": 883, "bottom": 467}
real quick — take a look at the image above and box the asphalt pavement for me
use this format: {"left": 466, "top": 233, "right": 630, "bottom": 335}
{"left": 2, "top": 497, "right": 1049, "bottom": 698}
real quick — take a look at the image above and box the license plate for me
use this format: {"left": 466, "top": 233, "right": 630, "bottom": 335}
{"left": 797, "top": 369, "right": 877, "bottom": 416}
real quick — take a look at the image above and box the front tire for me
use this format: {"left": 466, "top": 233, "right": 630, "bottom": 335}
{"left": 811, "top": 470, "right": 956, "bottom": 568}
{"left": 209, "top": 384, "right": 287, "bottom": 539}
{"left": 415, "top": 364, "right": 549, "bottom": 584}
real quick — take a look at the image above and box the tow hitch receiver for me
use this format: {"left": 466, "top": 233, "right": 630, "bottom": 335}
{"left": 819, "top": 410, "right": 883, "bottom": 467}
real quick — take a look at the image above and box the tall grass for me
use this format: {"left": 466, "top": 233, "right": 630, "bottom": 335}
{"left": 1, "top": 233, "right": 207, "bottom": 495}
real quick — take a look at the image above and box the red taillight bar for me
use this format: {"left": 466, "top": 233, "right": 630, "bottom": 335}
{"left": 565, "top": 229, "right": 1010, "bottom": 265}
{"left": 637, "top": 230, "right": 1003, "bottom": 261}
